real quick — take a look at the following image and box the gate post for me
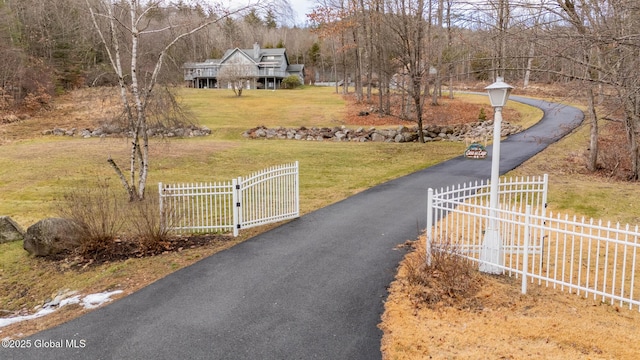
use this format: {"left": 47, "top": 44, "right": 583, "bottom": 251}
{"left": 158, "top": 183, "right": 165, "bottom": 233}
{"left": 294, "top": 161, "right": 300, "bottom": 217}
{"left": 539, "top": 174, "right": 549, "bottom": 270}
{"left": 232, "top": 178, "right": 239, "bottom": 237}
{"left": 522, "top": 205, "right": 531, "bottom": 294}
{"left": 426, "top": 188, "right": 434, "bottom": 266}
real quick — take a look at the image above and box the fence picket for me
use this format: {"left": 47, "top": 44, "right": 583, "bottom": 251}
{"left": 159, "top": 162, "right": 299, "bottom": 237}
{"left": 427, "top": 174, "right": 640, "bottom": 310}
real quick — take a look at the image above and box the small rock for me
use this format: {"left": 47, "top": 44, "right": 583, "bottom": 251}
{"left": 371, "top": 133, "right": 386, "bottom": 142}
{"left": 0, "top": 216, "right": 24, "bottom": 243}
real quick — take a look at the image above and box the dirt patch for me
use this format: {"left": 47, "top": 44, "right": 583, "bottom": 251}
{"left": 48, "top": 233, "right": 231, "bottom": 270}
{"left": 342, "top": 94, "right": 490, "bottom": 127}
{"left": 341, "top": 93, "right": 521, "bottom": 132}
{"left": 0, "top": 88, "right": 120, "bottom": 143}
{"left": 380, "top": 237, "right": 640, "bottom": 359}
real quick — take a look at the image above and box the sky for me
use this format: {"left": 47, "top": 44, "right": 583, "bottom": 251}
{"left": 286, "top": 0, "right": 314, "bottom": 25}
{"left": 218, "top": 0, "right": 314, "bottom": 26}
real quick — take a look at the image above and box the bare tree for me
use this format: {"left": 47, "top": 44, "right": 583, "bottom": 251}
{"left": 85, "top": 0, "right": 265, "bottom": 200}
{"left": 0, "top": 2, "right": 24, "bottom": 107}
{"left": 217, "top": 59, "right": 257, "bottom": 96}
{"left": 551, "top": 0, "right": 640, "bottom": 177}
{"left": 308, "top": 0, "right": 354, "bottom": 94}
{"left": 385, "top": 0, "right": 429, "bottom": 142}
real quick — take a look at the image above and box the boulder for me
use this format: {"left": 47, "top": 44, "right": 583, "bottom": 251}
{"left": 371, "top": 132, "right": 386, "bottom": 142}
{"left": 23, "top": 218, "right": 82, "bottom": 256}
{"left": 0, "top": 216, "right": 24, "bottom": 243}
{"left": 403, "top": 132, "right": 418, "bottom": 142}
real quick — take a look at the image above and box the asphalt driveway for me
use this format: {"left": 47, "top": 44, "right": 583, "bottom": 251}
{"left": 2, "top": 96, "right": 583, "bottom": 360}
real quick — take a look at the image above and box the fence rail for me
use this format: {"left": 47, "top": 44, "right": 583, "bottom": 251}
{"left": 238, "top": 163, "right": 300, "bottom": 229}
{"left": 426, "top": 174, "right": 640, "bottom": 310}
{"left": 159, "top": 162, "right": 299, "bottom": 236}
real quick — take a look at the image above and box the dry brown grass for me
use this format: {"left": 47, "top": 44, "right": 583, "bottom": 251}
{"left": 380, "top": 89, "right": 640, "bottom": 359}
{"left": 381, "top": 236, "right": 640, "bottom": 360}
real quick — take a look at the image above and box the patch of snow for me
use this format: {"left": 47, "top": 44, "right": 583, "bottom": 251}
{"left": 0, "top": 290, "right": 123, "bottom": 329}
{"left": 81, "top": 290, "right": 123, "bottom": 309}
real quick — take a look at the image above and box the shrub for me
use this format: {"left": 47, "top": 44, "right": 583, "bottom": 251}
{"left": 597, "top": 122, "right": 633, "bottom": 179}
{"left": 403, "top": 237, "right": 482, "bottom": 309}
{"left": 56, "top": 177, "right": 182, "bottom": 257}
{"left": 127, "top": 196, "right": 174, "bottom": 253}
{"left": 281, "top": 75, "right": 302, "bottom": 89}
{"left": 478, "top": 107, "right": 487, "bottom": 122}
{"left": 56, "top": 179, "right": 127, "bottom": 255}
{"left": 23, "top": 84, "right": 53, "bottom": 111}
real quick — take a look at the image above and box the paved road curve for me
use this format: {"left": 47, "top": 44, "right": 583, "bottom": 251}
{"left": 3, "top": 97, "right": 583, "bottom": 360}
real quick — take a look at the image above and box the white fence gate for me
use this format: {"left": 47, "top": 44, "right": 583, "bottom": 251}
{"left": 159, "top": 162, "right": 299, "bottom": 236}
{"left": 426, "top": 174, "right": 640, "bottom": 311}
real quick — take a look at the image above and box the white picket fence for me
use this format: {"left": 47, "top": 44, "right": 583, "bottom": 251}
{"left": 426, "top": 174, "right": 640, "bottom": 310}
{"left": 159, "top": 162, "right": 299, "bottom": 236}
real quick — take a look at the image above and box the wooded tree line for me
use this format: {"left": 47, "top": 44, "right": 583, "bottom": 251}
{"left": 0, "top": 0, "right": 639, "bottom": 183}
{"left": 308, "top": 0, "right": 640, "bottom": 178}
{"left": 0, "top": 0, "right": 309, "bottom": 107}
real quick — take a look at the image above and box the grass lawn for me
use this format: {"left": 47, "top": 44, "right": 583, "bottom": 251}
{"left": 6, "top": 85, "right": 635, "bottom": 350}
{"left": 509, "top": 117, "right": 640, "bottom": 225}
{"left": 0, "top": 87, "right": 468, "bottom": 226}
{"left": 0, "top": 86, "right": 490, "bottom": 335}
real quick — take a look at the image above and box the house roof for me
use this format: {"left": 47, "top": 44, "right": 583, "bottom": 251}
{"left": 184, "top": 45, "right": 304, "bottom": 74}
{"left": 222, "top": 47, "right": 285, "bottom": 58}
{"left": 287, "top": 64, "right": 304, "bottom": 72}
{"left": 219, "top": 48, "right": 257, "bottom": 65}
{"left": 220, "top": 47, "right": 288, "bottom": 66}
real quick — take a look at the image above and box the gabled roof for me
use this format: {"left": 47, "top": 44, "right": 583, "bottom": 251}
{"left": 220, "top": 47, "right": 289, "bottom": 65}
{"left": 219, "top": 48, "right": 258, "bottom": 65}
{"left": 184, "top": 45, "right": 303, "bottom": 73}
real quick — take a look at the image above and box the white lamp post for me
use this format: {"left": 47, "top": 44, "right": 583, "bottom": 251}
{"left": 479, "top": 77, "right": 514, "bottom": 274}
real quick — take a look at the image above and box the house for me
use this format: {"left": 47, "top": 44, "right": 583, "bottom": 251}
{"left": 183, "top": 43, "right": 304, "bottom": 90}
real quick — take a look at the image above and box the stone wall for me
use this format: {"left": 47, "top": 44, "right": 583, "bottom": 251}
{"left": 242, "top": 121, "right": 522, "bottom": 143}
{"left": 42, "top": 125, "right": 211, "bottom": 138}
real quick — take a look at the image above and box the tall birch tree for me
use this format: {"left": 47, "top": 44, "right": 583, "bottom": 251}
{"left": 85, "top": 0, "right": 268, "bottom": 200}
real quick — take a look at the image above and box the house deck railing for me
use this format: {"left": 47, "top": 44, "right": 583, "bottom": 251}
{"left": 183, "top": 68, "right": 290, "bottom": 81}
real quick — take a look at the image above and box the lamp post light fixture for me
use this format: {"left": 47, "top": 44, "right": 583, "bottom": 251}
{"left": 479, "top": 77, "right": 514, "bottom": 274}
